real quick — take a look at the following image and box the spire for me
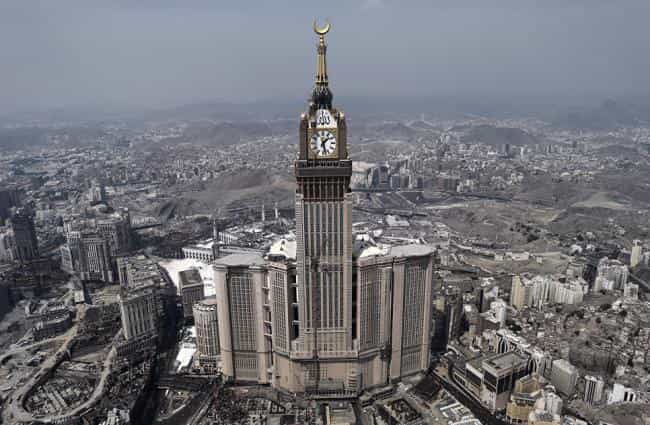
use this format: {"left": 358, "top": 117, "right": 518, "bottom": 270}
{"left": 312, "top": 20, "right": 333, "bottom": 109}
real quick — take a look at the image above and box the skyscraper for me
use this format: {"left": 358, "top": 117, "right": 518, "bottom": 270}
{"left": 294, "top": 20, "right": 353, "bottom": 368}
{"left": 193, "top": 298, "right": 220, "bottom": 374}
{"left": 550, "top": 359, "right": 578, "bottom": 396}
{"left": 212, "top": 22, "right": 434, "bottom": 397}
{"left": 179, "top": 268, "right": 205, "bottom": 320}
{"left": 293, "top": 21, "right": 355, "bottom": 393}
{"left": 214, "top": 253, "right": 271, "bottom": 383}
{"left": 584, "top": 375, "right": 604, "bottom": 405}
{"left": 7, "top": 208, "right": 39, "bottom": 263}
{"left": 630, "top": 240, "right": 642, "bottom": 268}
{"left": 117, "top": 283, "right": 158, "bottom": 364}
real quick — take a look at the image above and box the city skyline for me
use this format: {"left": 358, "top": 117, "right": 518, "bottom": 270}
{"left": 0, "top": 8, "right": 649, "bottom": 425}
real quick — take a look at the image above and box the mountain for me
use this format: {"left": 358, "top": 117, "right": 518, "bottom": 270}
{"left": 461, "top": 125, "right": 539, "bottom": 146}
{"left": 558, "top": 99, "right": 643, "bottom": 130}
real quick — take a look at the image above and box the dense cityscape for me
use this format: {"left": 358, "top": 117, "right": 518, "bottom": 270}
{"left": 2, "top": 8, "right": 650, "bottom": 425}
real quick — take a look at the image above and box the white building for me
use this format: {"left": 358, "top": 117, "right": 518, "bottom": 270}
{"left": 584, "top": 375, "right": 604, "bottom": 405}
{"left": 630, "top": 240, "right": 642, "bottom": 268}
{"left": 553, "top": 280, "right": 584, "bottom": 305}
{"left": 490, "top": 299, "right": 507, "bottom": 327}
{"left": 594, "top": 258, "right": 628, "bottom": 292}
{"left": 607, "top": 383, "right": 637, "bottom": 404}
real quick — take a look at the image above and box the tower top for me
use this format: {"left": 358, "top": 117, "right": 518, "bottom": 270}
{"left": 312, "top": 20, "right": 333, "bottom": 109}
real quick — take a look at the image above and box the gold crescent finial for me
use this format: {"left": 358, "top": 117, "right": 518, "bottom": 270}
{"left": 313, "top": 19, "right": 331, "bottom": 36}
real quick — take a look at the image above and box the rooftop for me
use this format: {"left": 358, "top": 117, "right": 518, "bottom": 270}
{"left": 483, "top": 351, "right": 528, "bottom": 371}
{"left": 214, "top": 252, "right": 265, "bottom": 268}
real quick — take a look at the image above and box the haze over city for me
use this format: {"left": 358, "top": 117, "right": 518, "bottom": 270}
{"left": 2, "top": 0, "right": 650, "bottom": 115}
{"left": 1, "top": 2, "right": 650, "bottom": 425}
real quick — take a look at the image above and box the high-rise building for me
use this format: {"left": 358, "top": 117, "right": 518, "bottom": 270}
{"left": 505, "top": 375, "right": 544, "bottom": 424}
{"left": 179, "top": 268, "right": 205, "bottom": 320}
{"left": 510, "top": 275, "right": 532, "bottom": 310}
{"left": 552, "top": 280, "right": 584, "bottom": 305}
{"left": 61, "top": 210, "right": 132, "bottom": 282}
{"left": 64, "top": 232, "right": 115, "bottom": 282}
{"left": 0, "top": 188, "right": 20, "bottom": 225}
{"left": 293, "top": 21, "right": 355, "bottom": 393}
{"left": 442, "top": 285, "right": 464, "bottom": 344}
{"left": 210, "top": 24, "right": 435, "bottom": 397}
{"left": 7, "top": 208, "right": 39, "bottom": 263}
{"left": 193, "top": 298, "right": 220, "bottom": 374}
{"left": 214, "top": 253, "right": 271, "bottom": 384}
{"left": 96, "top": 208, "right": 132, "bottom": 255}
{"left": 354, "top": 245, "right": 435, "bottom": 385}
{"left": 594, "top": 258, "right": 628, "bottom": 292}
{"left": 119, "top": 285, "right": 157, "bottom": 340}
{"left": 630, "top": 240, "right": 642, "bottom": 268}
{"left": 480, "top": 351, "right": 529, "bottom": 412}
{"left": 117, "top": 283, "right": 158, "bottom": 364}
{"left": 0, "top": 227, "right": 16, "bottom": 262}
{"left": 584, "top": 375, "right": 604, "bottom": 405}
{"left": 550, "top": 359, "right": 578, "bottom": 396}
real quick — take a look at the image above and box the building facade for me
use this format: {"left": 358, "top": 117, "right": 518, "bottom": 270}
{"left": 193, "top": 298, "right": 220, "bottom": 374}
{"left": 214, "top": 253, "right": 271, "bottom": 384}
{"left": 584, "top": 375, "right": 604, "bottom": 405}
{"left": 210, "top": 25, "right": 435, "bottom": 397}
{"left": 63, "top": 232, "right": 115, "bottom": 283}
{"left": 117, "top": 284, "right": 158, "bottom": 364}
{"left": 179, "top": 268, "right": 205, "bottom": 320}
{"left": 550, "top": 359, "right": 578, "bottom": 397}
{"left": 7, "top": 208, "right": 39, "bottom": 263}
{"left": 292, "top": 22, "right": 355, "bottom": 396}
{"left": 61, "top": 210, "right": 132, "bottom": 283}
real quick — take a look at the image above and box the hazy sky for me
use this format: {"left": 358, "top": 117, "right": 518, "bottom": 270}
{"left": 1, "top": 0, "right": 648, "bottom": 114}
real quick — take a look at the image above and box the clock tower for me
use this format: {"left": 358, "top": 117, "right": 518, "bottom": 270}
{"left": 293, "top": 21, "right": 355, "bottom": 392}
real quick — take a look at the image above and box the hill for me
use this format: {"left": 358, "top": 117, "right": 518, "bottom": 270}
{"left": 461, "top": 125, "right": 539, "bottom": 146}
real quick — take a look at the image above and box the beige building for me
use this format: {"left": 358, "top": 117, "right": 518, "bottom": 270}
{"left": 505, "top": 375, "right": 544, "bottom": 424}
{"left": 584, "top": 375, "right": 604, "bottom": 405}
{"left": 119, "top": 285, "right": 157, "bottom": 340}
{"left": 630, "top": 240, "right": 642, "bottom": 268}
{"left": 193, "top": 298, "right": 220, "bottom": 373}
{"left": 550, "top": 359, "right": 578, "bottom": 396}
{"left": 213, "top": 241, "right": 436, "bottom": 395}
{"left": 214, "top": 253, "right": 272, "bottom": 384}
{"left": 510, "top": 275, "right": 532, "bottom": 310}
{"left": 117, "top": 284, "right": 158, "bottom": 364}
{"left": 211, "top": 24, "right": 435, "bottom": 398}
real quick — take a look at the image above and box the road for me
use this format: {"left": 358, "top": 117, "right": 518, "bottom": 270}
{"left": 0, "top": 334, "right": 69, "bottom": 366}
{"left": 3, "top": 323, "right": 79, "bottom": 423}
{"left": 2, "top": 300, "right": 116, "bottom": 425}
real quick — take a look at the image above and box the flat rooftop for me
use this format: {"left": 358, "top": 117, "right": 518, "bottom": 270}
{"left": 483, "top": 351, "right": 528, "bottom": 371}
{"left": 214, "top": 253, "right": 265, "bottom": 267}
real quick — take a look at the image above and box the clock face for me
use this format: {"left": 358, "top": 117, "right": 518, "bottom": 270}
{"left": 310, "top": 130, "right": 337, "bottom": 157}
